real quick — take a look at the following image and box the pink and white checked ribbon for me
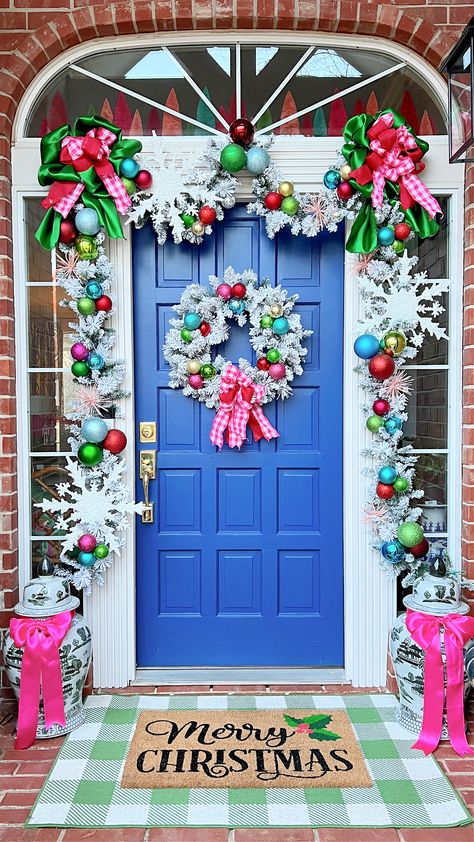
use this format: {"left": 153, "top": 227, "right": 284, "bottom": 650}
{"left": 209, "top": 364, "right": 279, "bottom": 450}
{"left": 41, "top": 127, "right": 131, "bottom": 219}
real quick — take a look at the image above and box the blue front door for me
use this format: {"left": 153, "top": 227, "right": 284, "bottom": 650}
{"left": 134, "top": 206, "right": 344, "bottom": 667}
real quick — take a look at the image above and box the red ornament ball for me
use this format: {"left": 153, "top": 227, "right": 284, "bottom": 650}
{"left": 95, "top": 295, "right": 113, "bottom": 312}
{"left": 394, "top": 222, "right": 411, "bottom": 241}
{"left": 102, "top": 428, "right": 127, "bottom": 455}
{"left": 264, "top": 191, "right": 283, "bottom": 211}
{"left": 373, "top": 399, "right": 390, "bottom": 416}
{"left": 229, "top": 118, "right": 255, "bottom": 147}
{"left": 376, "top": 482, "right": 395, "bottom": 500}
{"left": 232, "top": 283, "right": 247, "bottom": 299}
{"left": 60, "top": 219, "right": 77, "bottom": 244}
{"left": 199, "top": 205, "right": 217, "bottom": 225}
{"left": 257, "top": 357, "right": 270, "bottom": 371}
{"left": 368, "top": 353, "right": 395, "bottom": 380}
{"left": 410, "top": 537, "right": 430, "bottom": 559}
{"left": 199, "top": 321, "right": 211, "bottom": 337}
{"left": 336, "top": 182, "right": 353, "bottom": 201}
{"left": 135, "top": 169, "right": 153, "bottom": 190}
{"left": 384, "top": 348, "right": 394, "bottom": 357}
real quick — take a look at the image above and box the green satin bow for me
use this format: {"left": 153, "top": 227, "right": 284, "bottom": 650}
{"left": 35, "top": 116, "right": 142, "bottom": 250}
{"left": 341, "top": 109, "right": 439, "bottom": 253}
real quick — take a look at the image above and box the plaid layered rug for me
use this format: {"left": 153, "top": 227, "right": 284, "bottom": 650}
{"left": 26, "top": 693, "right": 473, "bottom": 829}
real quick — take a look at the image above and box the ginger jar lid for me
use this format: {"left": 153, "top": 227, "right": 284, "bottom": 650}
{"left": 403, "top": 555, "right": 469, "bottom": 616}
{"left": 15, "top": 558, "right": 80, "bottom": 618}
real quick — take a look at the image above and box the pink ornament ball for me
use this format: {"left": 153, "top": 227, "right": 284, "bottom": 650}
{"left": 373, "top": 398, "right": 390, "bottom": 416}
{"left": 78, "top": 533, "right": 97, "bottom": 553}
{"left": 135, "top": 169, "right": 153, "bottom": 190}
{"left": 336, "top": 181, "right": 353, "bottom": 200}
{"left": 217, "top": 283, "right": 232, "bottom": 301}
{"left": 268, "top": 363, "right": 286, "bottom": 380}
{"left": 71, "top": 342, "right": 89, "bottom": 362}
{"left": 188, "top": 374, "right": 204, "bottom": 389}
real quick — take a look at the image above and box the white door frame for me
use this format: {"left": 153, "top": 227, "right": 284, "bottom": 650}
{"left": 11, "top": 33, "right": 464, "bottom": 688}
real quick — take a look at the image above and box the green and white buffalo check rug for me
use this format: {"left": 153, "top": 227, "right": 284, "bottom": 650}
{"left": 26, "top": 693, "right": 473, "bottom": 829}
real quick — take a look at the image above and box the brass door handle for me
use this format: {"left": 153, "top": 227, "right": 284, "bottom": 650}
{"left": 139, "top": 451, "right": 156, "bottom": 524}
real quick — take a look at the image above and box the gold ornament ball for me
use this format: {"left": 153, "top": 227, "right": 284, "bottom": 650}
{"left": 270, "top": 304, "right": 284, "bottom": 318}
{"left": 383, "top": 330, "right": 407, "bottom": 355}
{"left": 340, "top": 164, "right": 352, "bottom": 181}
{"left": 278, "top": 181, "right": 294, "bottom": 197}
{"left": 191, "top": 221, "right": 205, "bottom": 236}
{"left": 186, "top": 359, "right": 201, "bottom": 375}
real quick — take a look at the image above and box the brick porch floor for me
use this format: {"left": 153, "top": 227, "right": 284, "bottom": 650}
{"left": 0, "top": 686, "right": 472, "bottom": 842}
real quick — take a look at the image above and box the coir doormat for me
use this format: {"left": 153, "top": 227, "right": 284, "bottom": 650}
{"left": 26, "top": 694, "right": 473, "bottom": 829}
{"left": 121, "top": 708, "right": 372, "bottom": 789}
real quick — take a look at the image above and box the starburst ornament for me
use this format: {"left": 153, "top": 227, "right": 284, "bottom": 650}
{"left": 69, "top": 385, "right": 114, "bottom": 419}
{"left": 53, "top": 250, "right": 80, "bottom": 280}
{"left": 361, "top": 502, "right": 389, "bottom": 530}
{"left": 381, "top": 370, "right": 413, "bottom": 401}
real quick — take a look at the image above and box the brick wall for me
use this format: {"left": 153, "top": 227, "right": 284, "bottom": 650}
{"left": 0, "top": 1, "right": 472, "bottom": 696}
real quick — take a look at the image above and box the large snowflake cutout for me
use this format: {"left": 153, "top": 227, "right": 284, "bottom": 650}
{"left": 359, "top": 252, "right": 449, "bottom": 348}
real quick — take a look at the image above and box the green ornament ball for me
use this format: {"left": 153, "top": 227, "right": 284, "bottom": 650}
{"left": 181, "top": 328, "right": 192, "bottom": 343}
{"left": 397, "top": 521, "right": 424, "bottom": 548}
{"left": 71, "top": 361, "right": 90, "bottom": 378}
{"left": 121, "top": 176, "right": 136, "bottom": 196}
{"left": 392, "top": 239, "right": 405, "bottom": 255}
{"left": 78, "top": 442, "right": 103, "bottom": 467}
{"left": 366, "top": 414, "right": 384, "bottom": 433}
{"left": 266, "top": 348, "right": 281, "bottom": 364}
{"left": 180, "top": 212, "right": 196, "bottom": 229}
{"left": 260, "top": 315, "right": 274, "bottom": 329}
{"left": 220, "top": 143, "right": 247, "bottom": 173}
{"left": 393, "top": 476, "right": 409, "bottom": 493}
{"left": 75, "top": 235, "right": 99, "bottom": 261}
{"left": 77, "top": 296, "right": 96, "bottom": 316}
{"left": 281, "top": 196, "right": 300, "bottom": 216}
{"left": 200, "top": 363, "right": 216, "bottom": 379}
{"left": 94, "top": 543, "right": 109, "bottom": 559}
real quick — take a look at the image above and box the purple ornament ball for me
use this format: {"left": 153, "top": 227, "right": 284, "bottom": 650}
{"left": 78, "top": 533, "right": 97, "bottom": 553}
{"left": 268, "top": 363, "right": 286, "bottom": 380}
{"left": 188, "top": 374, "right": 204, "bottom": 389}
{"left": 71, "top": 342, "right": 89, "bottom": 362}
{"left": 216, "top": 283, "right": 232, "bottom": 301}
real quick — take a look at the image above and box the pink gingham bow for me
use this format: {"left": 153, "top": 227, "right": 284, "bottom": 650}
{"left": 209, "top": 364, "right": 279, "bottom": 449}
{"left": 351, "top": 112, "right": 442, "bottom": 219}
{"left": 10, "top": 611, "right": 74, "bottom": 749}
{"left": 41, "top": 127, "right": 131, "bottom": 219}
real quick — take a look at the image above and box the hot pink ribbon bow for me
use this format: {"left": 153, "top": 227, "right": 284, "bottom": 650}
{"left": 41, "top": 127, "right": 131, "bottom": 219}
{"left": 209, "top": 364, "right": 279, "bottom": 449}
{"left": 406, "top": 609, "right": 474, "bottom": 757}
{"left": 10, "top": 611, "right": 74, "bottom": 749}
{"left": 350, "top": 113, "right": 442, "bottom": 219}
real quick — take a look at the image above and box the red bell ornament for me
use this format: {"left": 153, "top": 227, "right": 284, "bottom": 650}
{"left": 257, "top": 358, "right": 270, "bottom": 371}
{"left": 95, "top": 295, "right": 113, "bottom": 312}
{"left": 102, "top": 428, "right": 127, "bottom": 455}
{"left": 368, "top": 353, "right": 395, "bottom": 380}
{"left": 59, "top": 219, "right": 77, "bottom": 244}
{"left": 336, "top": 182, "right": 353, "bottom": 200}
{"left": 264, "top": 192, "right": 283, "bottom": 211}
{"left": 199, "top": 321, "right": 211, "bottom": 337}
{"left": 229, "top": 118, "right": 255, "bottom": 147}
{"left": 232, "top": 283, "right": 247, "bottom": 299}
{"left": 373, "top": 398, "right": 390, "bottom": 416}
{"left": 376, "top": 482, "right": 395, "bottom": 500}
{"left": 199, "top": 205, "right": 217, "bottom": 225}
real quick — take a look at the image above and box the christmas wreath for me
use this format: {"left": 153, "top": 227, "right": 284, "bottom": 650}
{"left": 163, "top": 267, "right": 312, "bottom": 448}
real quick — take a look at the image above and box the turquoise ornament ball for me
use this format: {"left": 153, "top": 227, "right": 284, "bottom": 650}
{"left": 381, "top": 540, "right": 406, "bottom": 563}
{"left": 120, "top": 157, "right": 140, "bottom": 178}
{"left": 87, "top": 352, "right": 105, "bottom": 370}
{"left": 246, "top": 146, "right": 270, "bottom": 175}
{"left": 273, "top": 316, "right": 290, "bottom": 335}
{"left": 384, "top": 416, "right": 403, "bottom": 435}
{"left": 184, "top": 312, "right": 202, "bottom": 330}
{"left": 228, "top": 299, "right": 245, "bottom": 315}
{"left": 323, "top": 169, "right": 341, "bottom": 190}
{"left": 377, "top": 226, "right": 395, "bottom": 247}
{"left": 378, "top": 465, "right": 397, "bottom": 484}
{"left": 78, "top": 551, "right": 96, "bottom": 567}
{"left": 354, "top": 334, "right": 380, "bottom": 359}
{"left": 85, "top": 281, "right": 103, "bottom": 300}
{"left": 81, "top": 417, "right": 108, "bottom": 443}
{"left": 75, "top": 208, "right": 101, "bottom": 236}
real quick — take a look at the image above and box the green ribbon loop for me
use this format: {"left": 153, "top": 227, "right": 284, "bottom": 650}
{"left": 35, "top": 116, "right": 142, "bottom": 250}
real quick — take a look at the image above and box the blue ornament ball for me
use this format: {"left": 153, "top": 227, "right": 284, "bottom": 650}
{"left": 183, "top": 312, "right": 202, "bottom": 330}
{"left": 384, "top": 416, "right": 403, "bottom": 435}
{"left": 78, "top": 551, "right": 96, "bottom": 567}
{"left": 228, "top": 299, "right": 245, "bottom": 315}
{"left": 120, "top": 157, "right": 140, "bottom": 178}
{"left": 75, "top": 208, "right": 101, "bottom": 236}
{"left": 323, "top": 169, "right": 341, "bottom": 190}
{"left": 85, "top": 280, "right": 103, "bottom": 300}
{"left": 378, "top": 465, "right": 397, "bottom": 485}
{"left": 81, "top": 417, "right": 108, "bottom": 443}
{"left": 87, "top": 352, "right": 105, "bottom": 370}
{"left": 381, "top": 539, "right": 406, "bottom": 563}
{"left": 354, "top": 334, "right": 380, "bottom": 359}
{"left": 246, "top": 146, "right": 271, "bottom": 175}
{"left": 272, "top": 316, "right": 290, "bottom": 336}
{"left": 377, "top": 226, "right": 395, "bottom": 247}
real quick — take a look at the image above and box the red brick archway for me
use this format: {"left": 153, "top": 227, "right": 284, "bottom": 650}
{"left": 1, "top": 1, "right": 473, "bottom": 697}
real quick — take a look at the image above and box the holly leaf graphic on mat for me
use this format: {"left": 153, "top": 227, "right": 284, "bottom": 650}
{"left": 308, "top": 728, "right": 341, "bottom": 741}
{"left": 284, "top": 713, "right": 341, "bottom": 741}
